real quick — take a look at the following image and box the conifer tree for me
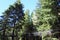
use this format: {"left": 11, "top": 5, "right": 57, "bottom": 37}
{"left": 35, "top": 0, "right": 58, "bottom": 40}
{"left": 1, "top": 0, "right": 24, "bottom": 40}
{"left": 21, "top": 10, "right": 37, "bottom": 40}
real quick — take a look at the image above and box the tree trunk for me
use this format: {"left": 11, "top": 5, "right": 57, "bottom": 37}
{"left": 12, "top": 29, "right": 14, "bottom": 40}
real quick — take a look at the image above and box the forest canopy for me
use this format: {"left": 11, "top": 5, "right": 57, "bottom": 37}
{"left": 0, "top": 0, "right": 60, "bottom": 40}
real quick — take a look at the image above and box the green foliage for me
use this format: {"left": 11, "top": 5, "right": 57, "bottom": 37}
{"left": 35, "top": 0, "right": 57, "bottom": 31}
{"left": 0, "top": 0, "right": 24, "bottom": 40}
{"left": 0, "top": 0, "right": 59, "bottom": 40}
{"left": 23, "top": 10, "right": 35, "bottom": 33}
{"left": 34, "top": 0, "right": 58, "bottom": 40}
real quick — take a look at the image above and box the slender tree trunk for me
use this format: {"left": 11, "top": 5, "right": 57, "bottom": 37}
{"left": 2, "top": 27, "right": 6, "bottom": 40}
{"left": 12, "top": 29, "right": 14, "bottom": 40}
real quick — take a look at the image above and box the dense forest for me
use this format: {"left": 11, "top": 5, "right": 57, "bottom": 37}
{"left": 0, "top": 0, "right": 60, "bottom": 40}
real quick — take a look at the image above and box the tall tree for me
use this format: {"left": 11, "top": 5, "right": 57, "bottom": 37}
{"left": 35, "top": 0, "right": 58, "bottom": 40}
{"left": 1, "top": 0, "right": 24, "bottom": 40}
{"left": 23, "top": 10, "right": 31, "bottom": 33}
{"left": 21, "top": 10, "right": 37, "bottom": 40}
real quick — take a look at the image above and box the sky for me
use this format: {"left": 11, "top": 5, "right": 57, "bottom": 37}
{"left": 0, "top": 0, "right": 37, "bottom": 16}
